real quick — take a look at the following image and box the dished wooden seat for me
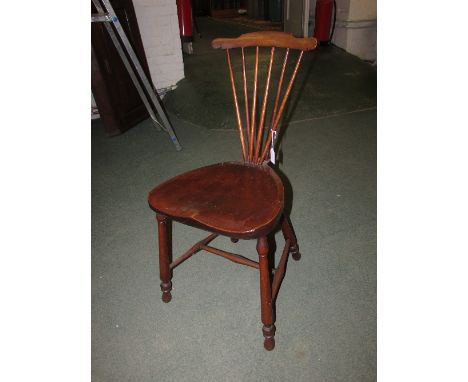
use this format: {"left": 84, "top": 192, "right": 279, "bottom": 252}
{"left": 148, "top": 162, "right": 284, "bottom": 239}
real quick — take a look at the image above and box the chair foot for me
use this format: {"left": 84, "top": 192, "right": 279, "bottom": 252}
{"left": 160, "top": 281, "right": 172, "bottom": 303}
{"left": 230, "top": 238, "right": 239, "bottom": 243}
{"left": 262, "top": 324, "right": 276, "bottom": 351}
{"left": 290, "top": 244, "right": 301, "bottom": 261}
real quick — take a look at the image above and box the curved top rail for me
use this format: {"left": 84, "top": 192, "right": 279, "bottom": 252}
{"left": 212, "top": 31, "right": 318, "bottom": 51}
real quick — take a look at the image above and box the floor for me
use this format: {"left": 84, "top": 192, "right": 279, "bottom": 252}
{"left": 92, "top": 17, "right": 376, "bottom": 382}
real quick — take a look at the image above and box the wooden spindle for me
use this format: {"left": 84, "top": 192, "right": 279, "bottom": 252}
{"left": 249, "top": 47, "right": 259, "bottom": 161}
{"left": 270, "top": 49, "right": 289, "bottom": 131}
{"left": 226, "top": 49, "right": 247, "bottom": 160}
{"left": 259, "top": 50, "right": 304, "bottom": 163}
{"left": 241, "top": 48, "right": 251, "bottom": 156}
{"left": 254, "top": 47, "right": 275, "bottom": 161}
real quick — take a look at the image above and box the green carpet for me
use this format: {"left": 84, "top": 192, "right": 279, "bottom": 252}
{"left": 92, "top": 110, "right": 376, "bottom": 382}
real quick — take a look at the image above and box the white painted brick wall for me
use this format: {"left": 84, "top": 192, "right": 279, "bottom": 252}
{"left": 332, "top": 0, "right": 376, "bottom": 61}
{"left": 133, "top": 0, "right": 184, "bottom": 90}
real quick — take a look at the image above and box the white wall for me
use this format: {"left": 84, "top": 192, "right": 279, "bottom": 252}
{"left": 133, "top": 0, "right": 185, "bottom": 91}
{"left": 333, "top": 0, "right": 376, "bottom": 61}
{"left": 348, "top": 0, "right": 376, "bottom": 20}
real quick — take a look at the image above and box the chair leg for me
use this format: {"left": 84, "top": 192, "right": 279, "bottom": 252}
{"left": 257, "top": 236, "right": 276, "bottom": 350}
{"left": 156, "top": 213, "right": 172, "bottom": 303}
{"left": 281, "top": 214, "right": 301, "bottom": 261}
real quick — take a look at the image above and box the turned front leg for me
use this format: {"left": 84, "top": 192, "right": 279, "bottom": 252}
{"left": 257, "top": 236, "right": 276, "bottom": 350}
{"left": 156, "top": 213, "right": 172, "bottom": 303}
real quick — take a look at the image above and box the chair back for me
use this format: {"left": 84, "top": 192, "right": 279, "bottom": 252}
{"left": 212, "top": 31, "right": 317, "bottom": 163}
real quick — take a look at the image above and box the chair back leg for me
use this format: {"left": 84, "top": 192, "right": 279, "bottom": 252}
{"left": 281, "top": 214, "right": 301, "bottom": 261}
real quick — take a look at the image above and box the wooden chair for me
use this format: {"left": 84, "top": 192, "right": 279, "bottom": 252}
{"left": 148, "top": 31, "right": 317, "bottom": 350}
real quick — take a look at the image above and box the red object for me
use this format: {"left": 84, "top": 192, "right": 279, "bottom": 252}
{"left": 314, "top": 0, "right": 333, "bottom": 43}
{"left": 176, "top": 0, "right": 193, "bottom": 41}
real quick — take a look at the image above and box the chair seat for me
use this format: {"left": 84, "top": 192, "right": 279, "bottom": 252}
{"left": 148, "top": 162, "right": 284, "bottom": 239}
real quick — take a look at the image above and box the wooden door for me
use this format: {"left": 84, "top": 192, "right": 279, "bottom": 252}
{"left": 91, "top": 0, "right": 152, "bottom": 136}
